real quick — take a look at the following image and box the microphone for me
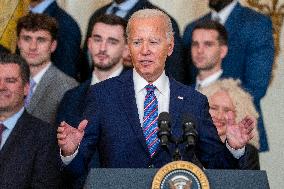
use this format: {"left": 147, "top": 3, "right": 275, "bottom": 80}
{"left": 157, "top": 112, "right": 171, "bottom": 147}
{"left": 182, "top": 113, "right": 198, "bottom": 149}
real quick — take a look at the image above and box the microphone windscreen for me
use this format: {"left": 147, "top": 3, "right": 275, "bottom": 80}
{"left": 158, "top": 112, "right": 170, "bottom": 123}
{"left": 182, "top": 113, "right": 196, "bottom": 128}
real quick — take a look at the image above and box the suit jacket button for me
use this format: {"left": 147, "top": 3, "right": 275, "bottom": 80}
{"left": 148, "top": 164, "right": 154, "bottom": 168}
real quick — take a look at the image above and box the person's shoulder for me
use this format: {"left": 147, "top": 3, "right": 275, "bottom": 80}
{"left": 237, "top": 4, "right": 271, "bottom": 23}
{"left": 21, "top": 111, "right": 54, "bottom": 132}
{"left": 51, "top": 65, "right": 78, "bottom": 85}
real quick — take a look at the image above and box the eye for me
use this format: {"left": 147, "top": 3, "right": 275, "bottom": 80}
{"left": 37, "top": 37, "right": 47, "bottom": 43}
{"left": 5, "top": 78, "right": 17, "bottom": 83}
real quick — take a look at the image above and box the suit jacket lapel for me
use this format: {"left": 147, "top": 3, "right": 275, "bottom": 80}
{"left": 27, "top": 65, "right": 55, "bottom": 112}
{"left": 169, "top": 78, "right": 186, "bottom": 135}
{"left": 0, "top": 111, "right": 29, "bottom": 158}
{"left": 117, "top": 71, "right": 148, "bottom": 151}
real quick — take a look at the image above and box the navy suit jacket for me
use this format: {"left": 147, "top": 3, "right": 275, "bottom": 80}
{"left": 183, "top": 2, "right": 274, "bottom": 151}
{"left": 44, "top": 1, "right": 81, "bottom": 79}
{"left": 0, "top": 111, "right": 62, "bottom": 189}
{"left": 65, "top": 70, "right": 238, "bottom": 178}
{"left": 81, "top": 0, "right": 186, "bottom": 83}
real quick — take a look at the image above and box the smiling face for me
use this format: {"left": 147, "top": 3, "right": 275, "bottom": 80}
{"left": 0, "top": 64, "right": 29, "bottom": 119}
{"left": 17, "top": 29, "right": 57, "bottom": 68}
{"left": 88, "top": 22, "right": 127, "bottom": 71}
{"left": 128, "top": 16, "right": 174, "bottom": 82}
{"left": 208, "top": 90, "right": 235, "bottom": 139}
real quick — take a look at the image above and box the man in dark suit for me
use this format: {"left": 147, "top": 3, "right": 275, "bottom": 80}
{"left": 81, "top": 0, "right": 186, "bottom": 83}
{"left": 17, "top": 13, "right": 78, "bottom": 125}
{"left": 0, "top": 53, "right": 61, "bottom": 189}
{"left": 58, "top": 9, "right": 255, "bottom": 180}
{"left": 29, "top": 0, "right": 81, "bottom": 79}
{"left": 56, "top": 14, "right": 129, "bottom": 127}
{"left": 183, "top": 0, "right": 274, "bottom": 151}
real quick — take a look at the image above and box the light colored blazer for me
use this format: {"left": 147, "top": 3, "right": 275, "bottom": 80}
{"left": 26, "top": 64, "right": 78, "bottom": 126}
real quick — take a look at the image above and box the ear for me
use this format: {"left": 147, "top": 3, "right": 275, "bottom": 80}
{"left": 122, "top": 44, "right": 130, "bottom": 58}
{"left": 220, "top": 45, "right": 228, "bottom": 59}
{"left": 50, "top": 40, "right": 57, "bottom": 53}
{"left": 167, "top": 36, "right": 174, "bottom": 57}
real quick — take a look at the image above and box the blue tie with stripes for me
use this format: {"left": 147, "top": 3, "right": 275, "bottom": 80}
{"left": 143, "top": 84, "right": 159, "bottom": 157}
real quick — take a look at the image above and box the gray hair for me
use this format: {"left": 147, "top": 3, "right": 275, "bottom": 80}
{"left": 126, "top": 9, "right": 174, "bottom": 42}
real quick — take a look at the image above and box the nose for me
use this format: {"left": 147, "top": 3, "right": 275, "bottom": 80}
{"left": 215, "top": 109, "right": 226, "bottom": 120}
{"left": 141, "top": 42, "right": 150, "bottom": 55}
{"left": 196, "top": 45, "right": 204, "bottom": 54}
{"left": 99, "top": 40, "right": 107, "bottom": 52}
{"left": 29, "top": 39, "right": 38, "bottom": 50}
{"left": 0, "top": 79, "right": 7, "bottom": 90}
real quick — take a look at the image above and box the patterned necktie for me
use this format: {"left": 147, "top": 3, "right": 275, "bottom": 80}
{"left": 0, "top": 124, "right": 6, "bottom": 146}
{"left": 25, "top": 79, "right": 36, "bottom": 107}
{"left": 143, "top": 84, "right": 159, "bottom": 157}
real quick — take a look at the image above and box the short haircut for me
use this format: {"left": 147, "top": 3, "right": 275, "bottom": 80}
{"left": 0, "top": 53, "right": 30, "bottom": 84}
{"left": 127, "top": 9, "right": 174, "bottom": 42}
{"left": 200, "top": 78, "right": 260, "bottom": 149}
{"left": 91, "top": 14, "right": 128, "bottom": 39}
{"left": 192, "top": 20, "right": 228, "bottom": 45}
{"left": 17, "top": 13, "right": 58, "bottom": 40}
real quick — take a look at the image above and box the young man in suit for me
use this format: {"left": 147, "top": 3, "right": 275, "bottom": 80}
{"left": 29, "top": 0, "right": 81, "bottom": 79}
{"left": 81, "top": 0, "right": 186, "bottom": 83}
{"left": 191, "top": 20, "right": 228, "bottom": 90}
{"left": 57, "top": 9, "right": 255, "bottom": 181}
{"left": 183, "top": 0, "right": 274, "bottom": 151}
{"left": 56, "top": 14, "right": 129, "bottom": 128}
{"left": 0, "top": 53, "right": 61, "bottom": 189}
{"left": 17, "top": 13, "right": 78, "bottom": 126}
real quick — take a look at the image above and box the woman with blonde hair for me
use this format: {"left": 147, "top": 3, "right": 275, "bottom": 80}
{"left": 200, "top": 78, "right": 260, "bottom": 169}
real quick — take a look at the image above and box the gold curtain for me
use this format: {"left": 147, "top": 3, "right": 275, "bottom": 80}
{"left": 0, "top": 0, "right": 30, "bottom": 52}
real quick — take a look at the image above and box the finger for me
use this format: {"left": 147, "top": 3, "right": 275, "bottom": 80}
{"left": 57, "top": 133, "right": 66, "bottom": 140}
{"left": 78, "top": 119, "right": 88, "bottom": 132}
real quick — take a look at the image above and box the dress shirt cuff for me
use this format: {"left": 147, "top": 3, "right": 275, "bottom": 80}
{"left": 60, "top": 148, "right": 79, "bottom": 165}
{"left": 225, "top": 140, "right": 245, "bottom": 159}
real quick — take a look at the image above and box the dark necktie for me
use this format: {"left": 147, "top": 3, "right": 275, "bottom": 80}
{"left": 110, "top": 6, "right": 120, "bottom": 15}
{"left": 0, "top": 123, "right": 6, "bottom": 146}
{"left": 143, "top": 84, "right": 159, "bottom": 157}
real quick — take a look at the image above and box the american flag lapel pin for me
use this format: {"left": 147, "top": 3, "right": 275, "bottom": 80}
{"left": 178, "top": 96, "right": 184, "bottom": 100}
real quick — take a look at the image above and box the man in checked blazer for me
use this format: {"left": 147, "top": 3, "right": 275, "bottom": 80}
{"left": 17, "top": 13, "right": 78, "bottom": 126}
{"left": 0, "top": 53, "right": 61, "bottom": 189}
{"left": 58, "top": 9, "right": 256, "bottom": 185}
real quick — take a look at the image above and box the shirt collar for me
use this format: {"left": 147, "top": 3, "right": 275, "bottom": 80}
{"left": 1, "top": 107, "right": 25, "bottom": 131}
{"left": 32, "top": 63, "right": 51, "bottom": 85}
{"left": 91, "top": 65, "right": 124, "bottom": 85}
{"left": 211, "top": 0, "right": 238, "bottom": 24}
{"left": 111, "top": 0, "right": 139, "bottom": 12}
{"left": 133, "top": 69, "right": 169, "bottom": 96}
{"left": 29, "top": 0, "right": 55, "bottom": 13}
{"left": 196, "top": 69, "right": 223, "bottom": 89}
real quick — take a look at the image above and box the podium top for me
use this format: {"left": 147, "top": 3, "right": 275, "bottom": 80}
{"left": 84, "top": 168, "right": 269, "bottom": 189}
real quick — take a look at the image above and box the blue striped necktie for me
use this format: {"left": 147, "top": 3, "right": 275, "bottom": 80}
{"left": 143, "top": 84, "right": 159, "bottom": 157}
{"left": 25, "top": 79, "right": 36, "bottom": 107}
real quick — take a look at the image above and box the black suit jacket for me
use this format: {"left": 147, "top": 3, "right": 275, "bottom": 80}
{"left": 81, "top": 0, "right": 186, "bottom": 83}
{"left": 43, "top": 1, "right": 82, "bottom": 79}
{"left": 0, "top": 111, "right": 61, "bottom": 189}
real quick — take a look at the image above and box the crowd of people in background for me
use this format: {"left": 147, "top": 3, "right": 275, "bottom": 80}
{"left": 0, "top": 0, "right": 274, "bottom": 188}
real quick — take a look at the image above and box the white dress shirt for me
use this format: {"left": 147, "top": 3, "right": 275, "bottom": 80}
{"left": 211, "top": 0, "right": 238, "bottom": 25}
{"left": 31, "top": 63, "right": 51, "bottom": 92}
{"left": 91, "top": 65, "right": 124, "bottom": 85}
{"left": 195, "top": 70, "right": 223, "bottom": 90}
{"left": 29, "top": 0, "right": 55, "bottom": 13}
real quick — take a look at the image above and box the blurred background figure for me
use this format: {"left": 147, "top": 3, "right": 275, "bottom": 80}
{"left": 81, "top": 0, "right": 186, "bottom": 83}
{"left": 29, "top": 0, "right": 82, "bottom": 79}
{"left": 200, "top": 78, "right": 260, "bottom": 170}
{"left": 17, "top": 13, "right": 78, "bottom": 125}
{"left": 183, "top": 0, "right": 274, "bottom": 152}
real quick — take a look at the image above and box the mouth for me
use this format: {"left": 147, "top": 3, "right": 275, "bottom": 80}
{"left": 27, "top": 53, "right": 39, "bottom": 58}
{"left": 96, "top": 54, "right": 109, "bottom": 61}
{"left": 139, "top": 60, "right": 154, "bottom": 66}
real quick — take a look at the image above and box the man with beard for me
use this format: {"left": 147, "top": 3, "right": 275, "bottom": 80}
{"left": 0, "top": 53, "right": 61, "bottom": 189}
{"left": 56, "top": 14, "right": 129, "bottom": 128}
{"left": 80, "top": 0, "right": 186, "bottom": 83}
{"left": 183, "top": 0, "right": 274, "bottom": 152}
{"left": 190, "top": 20, "right": 228, "bottom": 90}
{"left": 17, "top": 14, "right": 78, "bottom": 125}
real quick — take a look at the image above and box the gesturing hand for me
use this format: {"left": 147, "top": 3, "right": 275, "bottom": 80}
{"left": 226, "top": 111, "right": 255, "bottom": 149}
{"left": 57, "top": 120, "right": 88, "bottom": 156}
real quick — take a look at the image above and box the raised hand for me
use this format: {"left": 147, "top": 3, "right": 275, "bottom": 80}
{"left": 226, "top": 111, "right": 255, "bottom": 149}
{"left": 57, "top": 120, "right": 88, "bottom": 156}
